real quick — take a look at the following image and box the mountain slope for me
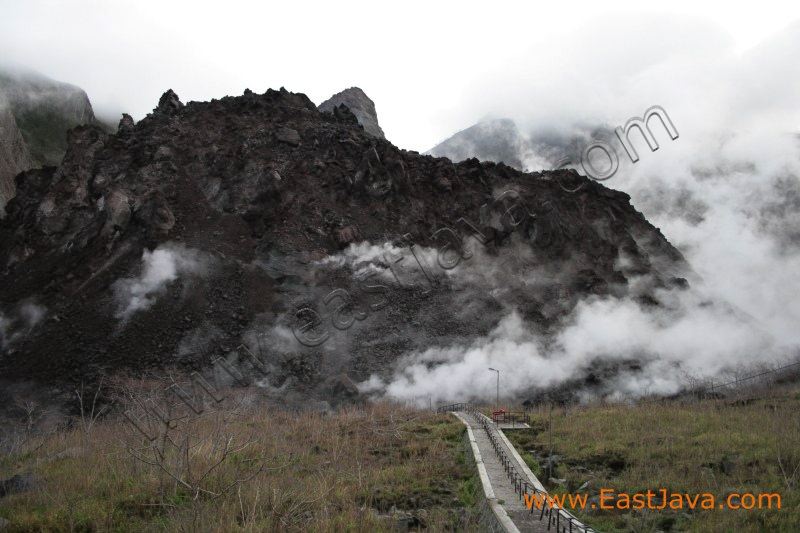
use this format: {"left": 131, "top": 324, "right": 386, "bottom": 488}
{"left": 0, "top": 87, "right": 689, "bottom": 403}
{"left": 0, "top": 95, "right": 32, "bottom": 210}
{"left": 0, "top": 66, "right": 98, "bottom": 210}
{"left": 427, "top": 118, "right": 528, "bottom": 168}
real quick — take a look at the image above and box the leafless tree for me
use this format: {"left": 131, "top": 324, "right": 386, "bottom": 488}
{"left": 115, "top": 376, "right": 285, "bottom": 508}
{"left": 75, "top": 377, "right": 108, "bottom": 439}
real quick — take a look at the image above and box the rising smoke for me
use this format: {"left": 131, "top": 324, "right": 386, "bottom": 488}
{"left": 363, "top": 17, "right": 800, "bottom": 404}
{"left": 113, "top": 243, "right": 213, "bottom": 320}
{"left": 0, "top": 301, "right": 46, "bottom": 349}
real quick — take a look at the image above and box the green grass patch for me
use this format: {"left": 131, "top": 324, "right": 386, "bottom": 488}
{"left": 505, "top": 386, "right": 800, "bottom": 532}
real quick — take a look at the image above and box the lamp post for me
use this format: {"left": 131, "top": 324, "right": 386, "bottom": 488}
{"left": 488, "top": 367, "right": 500, "bottom": 411}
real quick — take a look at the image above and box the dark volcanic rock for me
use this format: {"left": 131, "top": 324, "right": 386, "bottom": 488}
{"left": 319, "top": 87, "right": 385, "bottom": 139}
{"left": 117, "top": 113, "right": 135, "bottom": 134}
{"left": 0, "top": 473, "right": 35, "bottom": 498}
{"left": 155, "top": 89, "right": 184, "bottom": 114}
{"left": 0, "top": 86, "right": 688, "bottom": 400}
{"left": 275, "top": 126, "right": 301, "bottom": 146}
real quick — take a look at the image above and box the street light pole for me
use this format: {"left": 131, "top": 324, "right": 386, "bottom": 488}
{"left": 488, "top": 368, "right": 500, "bottom": 411}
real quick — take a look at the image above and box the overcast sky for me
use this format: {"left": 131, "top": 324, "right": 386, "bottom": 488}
{"left": 1, "top": 0, "right": 798, "bottom": 151}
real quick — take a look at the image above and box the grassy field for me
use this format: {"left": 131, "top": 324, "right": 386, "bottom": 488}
{"left": 505, "top": 385, "right": 800, "bottom": 532}
{"left": 0, "top": 385, "right": 480, "bottom": 532}
{"left": 5, "top": 380, "right": 798, "bottom": 533}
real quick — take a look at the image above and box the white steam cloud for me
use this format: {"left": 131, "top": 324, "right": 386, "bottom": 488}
{"left": 0, "top": 301, "right": 46, "bottom": 349}
{"left": 367, "top": 18, "right": 800, "bottom": 404}
{"left": 113, "top": 243, "right": 211, "bottom": 320}
{"left": 363, "top": 282, "right": 779, "bottom": 405}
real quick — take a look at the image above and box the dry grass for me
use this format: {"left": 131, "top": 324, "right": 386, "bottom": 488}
{"left": 505, "top": 384, "right": 800, "bottom": 532}
{"left": 0, "top": 383, "right": 480, "bottom": 532}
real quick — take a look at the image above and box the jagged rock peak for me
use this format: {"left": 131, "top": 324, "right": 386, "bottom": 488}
{"left": 155, "top": 89, "right": 184, "bottom": 114}
{"left": 117, "top": 113, "right": 135, "bottom": 133}
{"left": 318, "top": 87, "right": 385, "bottom": 139}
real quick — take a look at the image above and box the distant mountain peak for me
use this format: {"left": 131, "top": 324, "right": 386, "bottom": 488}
{"left": 426, "top": 118, "right": 527, "bottom": 169}
{"left": 0, "top": 66, "right": 99, "bottom": 211}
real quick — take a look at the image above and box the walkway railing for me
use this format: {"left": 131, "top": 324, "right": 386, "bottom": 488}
{"left": 441, "top": 403, "right": 596, "bottom": 533}
{"left": 436, "top": 402, "right": 473, "bottom": 413}
{"left": 492, "top": 410, "right": 530, "bottom": 427}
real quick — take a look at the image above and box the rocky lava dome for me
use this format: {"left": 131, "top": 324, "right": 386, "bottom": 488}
{"left": 0, "top": 87, "right": 689, "bottom": 405}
